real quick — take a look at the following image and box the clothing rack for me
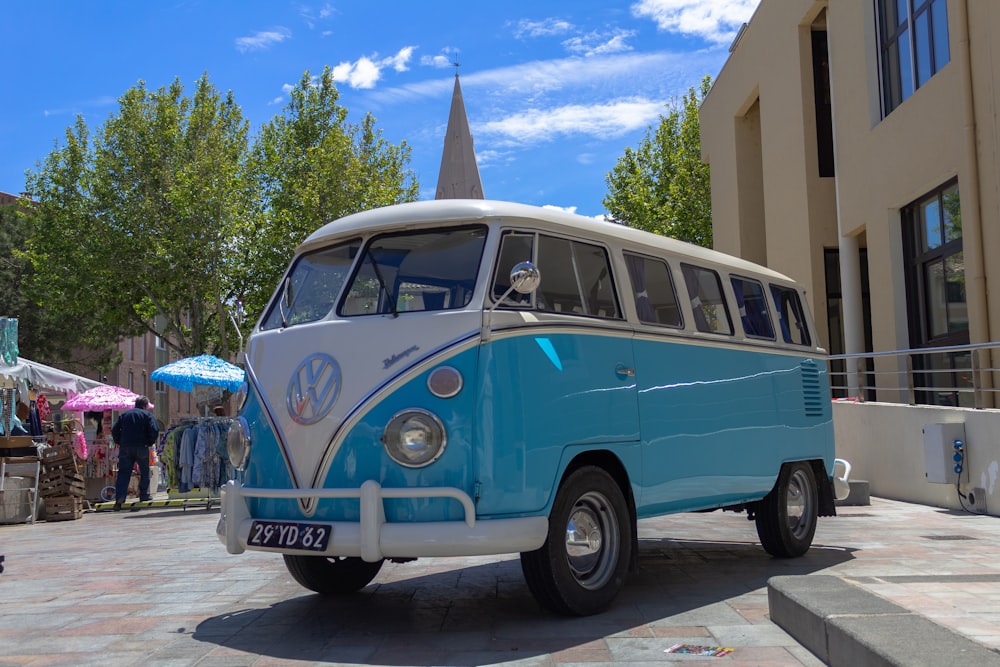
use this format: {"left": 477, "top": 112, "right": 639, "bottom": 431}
{"left": 158, "top": 417, "right": 234, "bottom": 500}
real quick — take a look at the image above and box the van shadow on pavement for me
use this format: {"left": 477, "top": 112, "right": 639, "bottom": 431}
{"left": 192, "top": 535, "right": 855, "bottom": 665}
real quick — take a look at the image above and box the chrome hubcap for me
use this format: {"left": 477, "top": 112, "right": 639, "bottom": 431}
{"left": 564, "top": 491, "right": 619, "bottom": 590}
{"left": 785, "top": 468, "right": 814, "bottom": 539}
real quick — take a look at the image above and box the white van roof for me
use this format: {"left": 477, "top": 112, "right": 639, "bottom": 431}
{"left": 297, "top": 199, "right": 797, "bottom": 285}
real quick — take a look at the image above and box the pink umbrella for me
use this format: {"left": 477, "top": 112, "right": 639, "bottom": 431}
{"left": 63, "top": 385, "right": 153, "bottom": 412}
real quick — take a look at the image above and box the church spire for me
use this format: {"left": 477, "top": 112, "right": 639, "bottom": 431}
{"left": 435, "top": 70, "right": 484, "bottom": 199}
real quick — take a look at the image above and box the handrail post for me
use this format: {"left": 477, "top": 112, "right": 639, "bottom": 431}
{"left": 972, "top": 348, "right": 982, "bottom": 409}
{"left": 906, "top": 354, "right": 915, "bottom": 405}
{"left": 853, "top": 357, "right": 865, "bottom": 399}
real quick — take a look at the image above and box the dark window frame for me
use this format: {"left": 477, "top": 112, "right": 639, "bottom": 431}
{"left": 876, "top": 0, "right": 950, "bottom": 116}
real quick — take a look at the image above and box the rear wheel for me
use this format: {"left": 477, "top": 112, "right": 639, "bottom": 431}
{"left": 283, "top": 555, "right": 384, "bottom": 594}
{"left": 520, "top": 466, "right": 633, "bottom": 616}
{"left": 755, "top": 462, "right": 818, "bottom": 557}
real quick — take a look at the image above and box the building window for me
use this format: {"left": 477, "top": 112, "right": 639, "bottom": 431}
{"left": 904, "top": 181, "right": 968, "bottom": 405}
{"left": 877, "top": 0, "right": 950, "bottom": 115}
{"left": 811, "top": 29, "right": 835, "bottom": 177}
{"left": 824, "top": 248, "right": 874, "bottom": 399}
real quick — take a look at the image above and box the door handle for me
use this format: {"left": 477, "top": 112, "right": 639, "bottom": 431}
{"left": 615, "top": 364, "right": 635, "bottom": 378}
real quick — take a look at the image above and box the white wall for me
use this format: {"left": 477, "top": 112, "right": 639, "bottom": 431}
{"left": 833, "top": 402, "right": 1000, "bottom": 515}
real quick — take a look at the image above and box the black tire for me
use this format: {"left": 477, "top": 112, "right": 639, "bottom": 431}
{"left": 755, "top": 461, "right": 818, "bottom": 558}
{"left": 283, "top": 555, "right": 384, "bottom": 595}
{"left": 520, "top": 466, "right": 633, "bottom": 616}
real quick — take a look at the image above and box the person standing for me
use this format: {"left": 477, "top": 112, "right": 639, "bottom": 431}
{"left": 111, "top": 396, "right": 159, "bottom": 510}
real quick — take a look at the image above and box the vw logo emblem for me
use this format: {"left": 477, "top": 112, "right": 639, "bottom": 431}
{"left": 287, "top": 353, "right": 342, "bottom": 425}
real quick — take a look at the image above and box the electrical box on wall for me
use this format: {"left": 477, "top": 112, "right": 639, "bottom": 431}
{"left": 923, "top": 423, "right": 969, "bottom": 484}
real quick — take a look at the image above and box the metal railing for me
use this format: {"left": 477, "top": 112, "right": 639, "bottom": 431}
{"left": 828, "top": 342, "right": 1000, "bottom": 409}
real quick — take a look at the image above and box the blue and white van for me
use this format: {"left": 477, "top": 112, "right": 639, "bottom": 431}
{"left": 218, "top": 199, "right": 847, "bottom": 615}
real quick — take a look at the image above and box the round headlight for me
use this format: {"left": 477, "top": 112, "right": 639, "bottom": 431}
{"left": 383, "top": 409, "right": 447, "bottom": 467}
{"left": 227, "top": 417, "right": 252, "bottom": 470}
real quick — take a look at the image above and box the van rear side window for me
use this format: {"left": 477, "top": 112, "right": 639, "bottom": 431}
{"left": 770, "top": 284, "right": 812, "bottom": 346}
{"left": 731, "top": 275, "right": 775, "bottom": 339}
{"left": 681, "top": 264, "right": 733, "bottom": 335}
{"left": 624, "top": 253, "right": 682, "bottom": 327}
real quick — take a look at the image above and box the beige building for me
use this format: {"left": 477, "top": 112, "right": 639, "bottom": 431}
{"left": 700, "top": 0, "right": 998, "bottom": 407}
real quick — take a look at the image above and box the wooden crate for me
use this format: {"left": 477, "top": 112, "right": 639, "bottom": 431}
{"left": 44, "top": 495, "right": 83, "bottom": 521}
{"left": 41, "top": 443, "right": 78, "bottom": 471}
{"left": 39, "top": 468, "right": 86, "bottom": 498}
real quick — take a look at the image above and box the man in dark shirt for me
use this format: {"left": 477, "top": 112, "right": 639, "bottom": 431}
{"left": 111, "top": 396, "right": 159, "bottom": 509}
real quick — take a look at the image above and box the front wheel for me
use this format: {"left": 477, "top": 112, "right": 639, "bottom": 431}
{"left": 283, "top": 555, "right": 384, "bottom": 595}
{"left": 520, "top": 466, "right": 633, "bottom": 616}
{"left": 755, "top": 461, "right": 818, "bottom": 558}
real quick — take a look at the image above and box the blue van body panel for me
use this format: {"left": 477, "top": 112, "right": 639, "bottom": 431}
{"left": 473, "top": 330, "right": 639, "bottom": 516}
{"left": 239, "top": 326, "right": 833, "bottom": 525}
{"left": 634, "top": 338, "right": 834, "bottom": 515}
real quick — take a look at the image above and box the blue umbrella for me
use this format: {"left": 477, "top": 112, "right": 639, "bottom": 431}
{"left": 151, "top": 354, "right": 245, "bottom": 393}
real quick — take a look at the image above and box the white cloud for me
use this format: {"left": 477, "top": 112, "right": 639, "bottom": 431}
{"left": 540, "top": 204, "right": 612, "bottom": 223}
{"left": 513, "top": 18, "right": 575, "bottom": 39}
{"left": 422, "top": 54, "right": 453, "bottom": 68}
{"left": 631, "top": 0, "right": 758, "bottom": 44}
{"left": 333, "top": 56, "right": 380, "bottom": 89}
{"left": 562, "top": 29, "right": 635, "bottom": 57}
{"left": 385, "top": 46, "right": 415, "bottom": 73}
{"left": 235, "top": 27, "right": 292, "bottom": 53}
{"left": 299, "top": 3, "right": 334, "bottom": 29}
{"left": 479, "top": 98, "right": 665, "bottom": 145}
{"left": 331, "top": 47, "right": 416, "bottom": 89}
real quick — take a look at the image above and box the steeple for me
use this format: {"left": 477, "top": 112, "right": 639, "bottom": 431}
{"left": 435, "top": 71, "right": 484, "bottom": 199}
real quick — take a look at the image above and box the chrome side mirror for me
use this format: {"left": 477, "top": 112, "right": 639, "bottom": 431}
{"left": 482, "top": 261, "right": 542, "bottom": 342}
{"left": 510, "top": 261, "right": 540, "bottom": 294}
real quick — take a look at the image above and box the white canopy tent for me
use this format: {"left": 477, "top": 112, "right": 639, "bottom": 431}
{"left": 0, "top": 357, "right": 104, "bottom": 394}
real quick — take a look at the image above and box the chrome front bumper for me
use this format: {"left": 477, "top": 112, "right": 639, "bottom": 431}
{"left": 216, "top": 479, "right": 549, "bottom": 561}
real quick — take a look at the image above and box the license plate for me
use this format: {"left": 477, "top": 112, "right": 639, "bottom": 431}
{"left": 248, "top": 520, "right": 330, "bottom": 551}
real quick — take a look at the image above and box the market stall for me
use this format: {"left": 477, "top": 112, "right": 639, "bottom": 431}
{"left": 1, "top": 355, "right": 105, "bottom": 522}
{"left": 62, "top": 385, "right": 154, "bottom": 503}
{"left": 150, "top": 354, "right": 244, "bottom": 508}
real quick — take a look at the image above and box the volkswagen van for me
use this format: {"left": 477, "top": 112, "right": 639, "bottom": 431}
{"left": 218, "top": 199, "right": 847, "bottom": 615}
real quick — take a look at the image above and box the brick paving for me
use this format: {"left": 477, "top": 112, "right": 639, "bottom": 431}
{"left": 0, "top": 497, "right": 997, "bottom": 666}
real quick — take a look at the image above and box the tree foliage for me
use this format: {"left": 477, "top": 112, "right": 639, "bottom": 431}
{"left": 238, "top": 66, "right": 418, "bottom": 319}
{"left": 21, "top": 69, "right": 417, "bottom": 373}
{"left": 604, "top": 75, "right": 713, "bottom": 247}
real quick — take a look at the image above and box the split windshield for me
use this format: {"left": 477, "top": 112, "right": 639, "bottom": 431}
{"left": 260, "top": 225, "right": 488, "bottom": 330}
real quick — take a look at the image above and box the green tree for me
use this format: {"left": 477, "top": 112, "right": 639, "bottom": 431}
{"left": 22, "top": 69, "right": 419, "bottom": 373}
{"left": 1, "top": 198, "right": 110, "bottom": 369}
{"left": 238, "top": 66, "right": 419, "bottom": 319}
{"left": 604, "top": 75, "right": 713, "bottom": 247}
{"left": 24, "top": 74, "right": 256, "bottom": 366}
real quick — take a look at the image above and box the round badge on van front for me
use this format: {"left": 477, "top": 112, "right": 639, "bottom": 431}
{"left": 287, "top": 353, "right": 342, "bottom": 424}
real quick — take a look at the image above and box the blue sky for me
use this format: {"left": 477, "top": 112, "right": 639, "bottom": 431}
{"left": 1, "top": 0, "right": 758, "bottom": 219}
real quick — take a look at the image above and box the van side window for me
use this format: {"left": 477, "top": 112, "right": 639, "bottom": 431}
{"left": 770, "top": 284, "right": 813, "bottom": 346}
{"left": 681, "top": 264, "right": 733, "bottom": 335}
{"left": 492, "top": 231, "right": 535, "bottom": 306}
{"left": 537, "top": 235, "right": 621, "bottom": 319}
{"left": 730, "top": 275, "right": 775, "bottom": 339}
{"left": 624, "top": 253, "right": 682, "bottom": 327}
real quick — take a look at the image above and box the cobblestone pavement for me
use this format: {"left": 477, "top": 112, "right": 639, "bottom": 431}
{"left": 0, "top": 496, "right": 998, "bottom": 666}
